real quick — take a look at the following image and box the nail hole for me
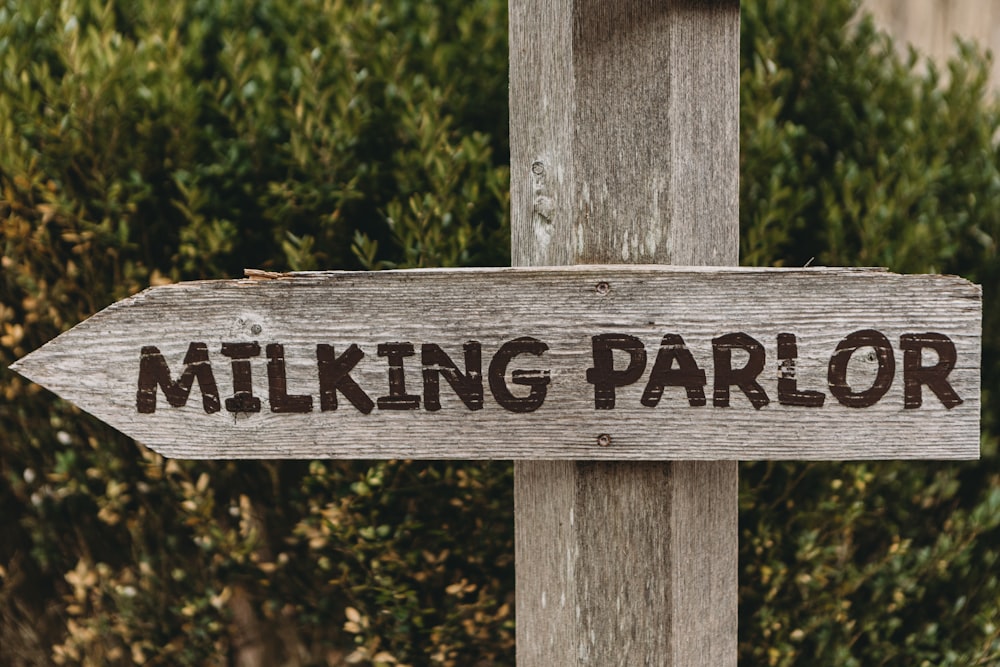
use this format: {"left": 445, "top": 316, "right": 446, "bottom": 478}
{"left": 597, "top": 434, "right": 611, "bottom": 447}
{"left": 595, "top": 281, "right": 610, "bottom": 295}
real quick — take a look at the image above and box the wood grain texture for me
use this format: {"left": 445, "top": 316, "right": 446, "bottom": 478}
{"left": 515, "top": 459, "right": 738, "bottom": 665}
{"left": 9, "top": 267, "right": 981, "bottom": 462}
{"left": 509, "top": 0, "right": 739, "bottom": 268}
{"left": 511, "top": 1, "right": 740, "bottom": 662}
{"left": 506, "top": 0, "right": 984, "bottom": 661}
{"left": 510, "top": 2, "right": 744, "bottom": 662}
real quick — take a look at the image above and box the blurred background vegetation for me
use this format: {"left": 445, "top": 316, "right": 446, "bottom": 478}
{"left": 0, "top": 0, "right": 997, "bottom": 665}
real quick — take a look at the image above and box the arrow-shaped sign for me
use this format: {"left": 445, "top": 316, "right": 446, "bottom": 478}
{"left": 11, "top": 266, "right": 981, "bottom": 460}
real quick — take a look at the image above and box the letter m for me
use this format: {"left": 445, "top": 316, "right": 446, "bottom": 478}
{"left": 136, "top": 343, "right": 221, "bottom": 413}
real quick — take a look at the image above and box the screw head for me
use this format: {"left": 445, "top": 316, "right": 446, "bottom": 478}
{"left": 597, "top": 433, "right": 612, "bottom": 447}
{"left": 595, "top": 281, "right": 610, "bottom": 295}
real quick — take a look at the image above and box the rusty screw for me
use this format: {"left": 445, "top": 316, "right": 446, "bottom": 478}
{"left": 597, "top": 433, "right": 612, "bottom": 447}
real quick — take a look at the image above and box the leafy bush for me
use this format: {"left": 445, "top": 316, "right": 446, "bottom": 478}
{"left": 1, "top": 1, "right": 511, "bottom": 665}
{"left": 0, "top": 0, "right": 997, "bottom": 665}
{"left": 739, "top": 2, "right": 1000, "bottom": 665}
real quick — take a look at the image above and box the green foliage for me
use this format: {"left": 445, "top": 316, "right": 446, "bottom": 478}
{"left": 1, "top": 0, "right": 998, "bottom": 665}
{"left": 740, "top": 2, "right": 1000, "bottom": 665}
{"left": 1, "top": 0, "right": 511, "bottom": 664}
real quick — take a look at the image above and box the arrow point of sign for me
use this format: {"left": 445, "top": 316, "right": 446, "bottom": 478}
{"left": 11, "top": 333, "right": 88, "bottom": 404}
{"left": 11, "top": 340, "right": 57, "bottom": 389}
{"left": 6, "top": 297, "right": 147, "bottom": 429}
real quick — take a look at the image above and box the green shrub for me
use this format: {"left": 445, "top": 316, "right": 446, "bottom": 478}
{"left": 739, "top": 2, "right": 1000, "bottom": 665}
{"left": 1, "top": 1, "right": 512, "bottom": 665}
{"left": 0, "top": 0, "right": 997, "bottom": 665}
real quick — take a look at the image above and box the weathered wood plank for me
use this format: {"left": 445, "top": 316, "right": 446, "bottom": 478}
{"left": 11, "top": 265, "right": 977, "bottom": 461}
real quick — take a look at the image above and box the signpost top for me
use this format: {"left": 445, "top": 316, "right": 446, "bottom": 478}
{"left": 11, "top": 265, "right": 981, "bottom": 461}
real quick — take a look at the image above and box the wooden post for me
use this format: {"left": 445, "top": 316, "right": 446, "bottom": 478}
{"left": 510, "top": 1, "right": 740, "bottom": 664}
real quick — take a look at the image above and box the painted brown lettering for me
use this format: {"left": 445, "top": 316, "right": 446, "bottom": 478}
{"left": 422, "top": 342, "right": 484, "bottom": 411}
{"left": 221, "top": 342, "right": 262, "bottom": 413}
{"left": 713, "top": 333, "right": 769, "bottom": 409}
{"left": 900, "top": 333, "right": 962, "bottom": 409}
{"left": 136, "top": 343, "right": 220, "bottom": 414}
{"left": 640, "top": 334, "right": 706, "bottom": 407}
{"left": 266, "top": 344, "right": 313, "bottom": 413}
{"left": 586, "top": 333, "right": 647, "bottom": 409}
{"left": 777, "top": 333, "right": 825, "bottom": 407}
{"left": 488, "top": 337, "right": 550, "bottom": 413}
{"left": 377, "top": 342, "right": 420, "bottom": 410}
{"left": 317, "top": 344, "right": 374, "bottom": 414}
{"left": 827, "top": 329, "right": 894, "bottom": 408}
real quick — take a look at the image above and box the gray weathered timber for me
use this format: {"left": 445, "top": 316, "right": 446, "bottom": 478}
{"left": 516, "top": 459, "right": 739, "bottom": 664}
{"left": 510, "top": 2, "right": 739, "bottom": 269}
{"left": 8, "top": 266, "right": 981, "bottom": 461}
{"left": 509, "top": 1, "right": 731, "bottom": 664}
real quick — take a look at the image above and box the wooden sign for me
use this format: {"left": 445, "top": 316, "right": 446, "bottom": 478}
{"left": 11, "top": 265, "right": 980, "bottom": 460}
